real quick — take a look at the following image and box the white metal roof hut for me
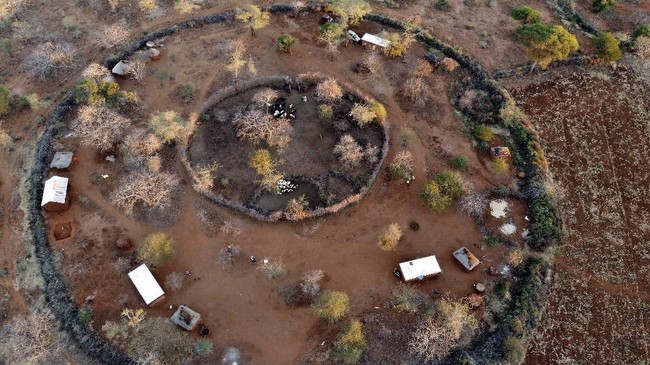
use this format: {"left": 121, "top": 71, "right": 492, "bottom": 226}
{"left": 361, "top": 33, "right": 390, "bottom": 50}
{"left": 399, "top": 255, "right": 442, "bottom": 282}
{"left": 453, "top": 247, "right": 481, "bottom": 272}
{"left": 128, "top": 264, "right": 165, "bottom": 307}
{"left": 41, "top": 176, "right": 70, "bottom": 212}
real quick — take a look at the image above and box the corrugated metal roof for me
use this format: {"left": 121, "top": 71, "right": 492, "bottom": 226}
{"left": 41, "top": 176, "right": 68, "bottom": 206}
{"left": 361, "top": 33, "right": 390, "bottom": 48}
{"left": 128, "top": 264, "right": 165, "bottom": 305}
{"left": 453, "top": 247, "right": 480, "bottom": 271}
{"left": 399, "top": 255, "right": 442, "bottom": 281}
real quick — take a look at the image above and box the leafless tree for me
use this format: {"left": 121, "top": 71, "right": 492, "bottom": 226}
{"left": 364, "top": 143, "right": 380, "bottom": 165}
{"left": 0, "top": 309, "right": 63, "bottom": 365}
{"left": 315, "top": 78, "right": 343, "bottom": 102}
{"left": 389, "top": 150, "right": 414, "bottom": 182}
{"left": 361, "top": 50, "right": 382, "bottom": 74}
{"left": 402, "top": 77, "right": 429, "bottom": 107}
{"left": 459, "top": 191, "right": 488, "bottom": 218}
{"left": 164, "top": 272, "right": 184, "bottom": 291}
{"left": 233, "top": 108, "right": 293, "bottom": 150}
{"left": 217, "top": 244, "right": 242, "bottom": 269}
{"left": 26, "top": 41, "right": 76, "bottom": 80}
{"left": 81, "top": 63, "right": 111, "bottom": 82}
{"left": 111, "top": 170, "right": 180, "bottom": 214}
{"left": 220, "top": 219, "right": 244, "bottom": 237}
{"left": 73, "top": 105, "right": 131, "bottom": 150}
{"left": 409, "top": 316, "right": 456, "bottom": 362}
{"left": 257, "top": 258, "right": 287, "bottom": 279}
{"left": 300, "top": 269, "right": 325, "bottom": 297}
{"left": 225, "top": 40, "right": 257, "bottom": 82}
{"left": 129, "top": 59, "right": 148, "bottom": 82}
{"left": 252, "top": 88, "right": 279, "bottom": 111}
{"left": 96, "top": 23, "right": 130, "bottom": 49}
{"left": 334, "top": 134, "right": 363, "bottom": 170}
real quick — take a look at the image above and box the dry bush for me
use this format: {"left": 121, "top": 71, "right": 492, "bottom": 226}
{"left": 257, "top": 258, "right": 287, "bottom": 279}
{"left": 315, "top": 78, "right": 343, "bottom": 102}
{"left": 459, "top": 192, "right": 488, "bottom": 218}
{"left": 225, "top": 40, "right": 257, "bottom": 81}
{"left": 300, "top": 269, "right": 325, "bottom": 297}
{"left": 165, "top": 272, "right": 184, "bottom": 291}
{"left": 129, "top": 59, "right": 148, "bottom": 82}
{"left": 115, "top": 256, "right": 131, "bottom": 273}
{"left": 73, "top": 105, "right": 131, "bottom": 150}
{"left": 122, "top": 308, "right": 146, "bottom": 329}
{"left": 436, "top": 298, "right": 478, "bottom": 338}
{"left": 111, "top": 170, "right": 180, "bottom": 214}
{"left": 388, "top": 150, "right": 414, "bottom": 183}
{"left": 220, "top": 219, "right": 244, "bottom": 237}
{"left": 138, "top": 0, "right": 158, "bottom": 12}
{"left": 463, "top": 294, "right": 484, "bottom": 309}
{"left": 97, "top": 23, "right": 130, "bottom": 49}
{"left": 102, "top": 320, "right": 129, "bottom": 341}
{"left": 392, "top": 283, "right": 427, "bottom": 313}
{"left": 334, "top": 134, "right": 363, "bottom": 169}
{"left": 505, "top": 248, "right": 524, "bottom": 267}
{"left": 0, "top": 0, "right": 28, "bottom": 21}
{"left": 440, "top": 57, "right": 459, "bottom": 72}
{"left": 402, "top": 77, "right": 429, "bottom": 107}
{"left": 378, "top": 223, "right": 403, "bottom": 251}
{"left": 0, "top": 121, "right": 13, "bottom": 149}
{"left": 286, "top": 194, "right": 309, "bottom": 218}
{"left": 123, "top": 129, "right": 163, "bottom": 157}
{"left": 26, "top": 41, "right": 76, "bottom": 80}
{"left": 491, "top": 157, "right": 509, "bottom": 174}
{"left": 81, "top": 63, "right": 111, "bottom": 82}
{"left": 412, "top": 59, "right": 433, "bottom": 77}
{"left": 174, "top": 0, "right": 204, "bottom": 14}
{"left": 635, "top": 36, "right": 650, "bottom": 59}
{"left": 217, "top": 244, "right": 242, "bottom": 268}
{"left": 138, "top": 232, "right": 176, "bottom": 267}
{"left": 235, "top": 4, "right": 270, "bottom": 35}
{"left": 364, "top": 143, "right": 379, "bottom": 165}
{"left": 252, "top": 88, "right": 278, "bottom": 109}
{"left": 128, "top": 317, "right": 194, "bottom": 365}
{"left": 409, "top": 316, "right": 456, "bottom": 362}
{"left": 148, "top": 110, "right": 188, "bottom": 143}
{"left": 312, "top": 290, "right": 349, "bottom": 323}
{"left": 146, "top": 154, "right": 161, "bottom": 172}
{"left": 361, "top": 50, "right": 382, "bottom": 74}
{"left": 233, "top": 108, "right": 292, "bottom": 149}
{"left": 0, "top": 309, "right": 62, "bottom": 365}
{"left": 349, "top": 103, "right": 375, "bottom": 126}
{"left": 193, "top": 162, "right": 220, "bottom": 190}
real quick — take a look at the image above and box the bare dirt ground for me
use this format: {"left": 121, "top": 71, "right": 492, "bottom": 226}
{"left": 506, "top": 63, "right": 650, "bottom": 364}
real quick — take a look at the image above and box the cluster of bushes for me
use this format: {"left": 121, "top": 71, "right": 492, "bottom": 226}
{"left": 419, "top": 170, "right": 463, "bottom": 213}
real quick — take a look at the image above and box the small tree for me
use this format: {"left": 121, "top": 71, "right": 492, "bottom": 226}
{"left": 361, "top": 50, "right": 382, "bottom": 74}
{"left": 300, "top": 270, "right": 325, "bottom": 297}
{"left": 474, "top": 124, "right": 493, "bottom": 142}
{"left": 349, "top": 103, "right": 375, "bottom": 126}
{"left": 328, "top": 0, "right": 372, "bottom": 26}
{"left": 516, "top": 24, "right": 579, "bottom": 69}
{"left": 381, "top": 32, "right": 415, "bottom": 58}
{"left": 233, "top": 108, "right": 293, "bottom": 149}
{"left": 312, "top": 290, "right": 350, "bottom": 323}
{"left": 334, "top": 319, "right": 367, "bottom": 364}
{"left": 235, "top": 5, "right": 270, "bottom": 36}
{"left": 74, "top": 105, "right": 131, "bottom": 150}
{"left": 225, "top": 40, "right": 257, "bottom": 82}
{"left": 111, "top": 170, "right": 180, "bottom": 214}
{"left": 419, "top": 180, "right": 452, "bottom": 214}
{"left": 402, "top": 77, "right": 428, "bottom": 107}
{"left": 252, "top": 88, "right": 279, "bottom": 111}
{"left": 592, "top": 32, "right": 622, "bottom": 62}
{"left": 378, "top": 223, "right": 403, "bottom": 251}
{"left": 511, "top": 6, "right": 541, "bottom": 24}
{"left": 148, "top": 110, "right": 188, "bottom": 143}
{"left": 435, "top": 170, "right": 463, "bottom": 200}
{"left": 369, "top": 102, "right": 386, "bottom": 124}
{"left": 137, "top": 232, "right": 176, "bottom": 267}
{"left": 389, "top": 151, "right": 414, "bottom": 183}
{"left": 276, "top": 34, "right": 295, "bottom": 54}
{"left": 249, "top": 149, "right": 275, "bottom": 176}
{"left": 451, "top": 155, "right": 468, "bottom": 171}
{"left": 26, "top": 41, "right": 76, "bottom": 80}
{"left": 317, "top": 104, "right": 333, "bottom": 120}
{"left": 334, "top": 134, "right": 364, "bottom": 169}
{"left": 491, "top": 157, "right": 509, "bottom": 174}
{"left": 318, "top": 22, "right": 346, "bottom": 58}
{"left": 75, "top": 79, "right": 138, "bottom": 108}
{"left": 593, "top": 0, "right": 615, "bottom": 13}
{"left": 315, "top": 78, "right": 343, "bottom": 102}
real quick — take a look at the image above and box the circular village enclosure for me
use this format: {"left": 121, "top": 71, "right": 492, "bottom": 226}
{"left": 26, "top": 4, "right": 559, "bottom": 365}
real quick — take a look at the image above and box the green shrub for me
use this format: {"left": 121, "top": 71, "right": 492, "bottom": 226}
{"left": 633, "top": 25, "right": 650, "bottom": 39}
{"left": 369, "top": 102, "right": 387, "bottom": 124}
{"left": 0, "top": 38, "right": 12, "bottom": 57}
{"left": 474, "top": 124, "right": 493, "bottom": 142}
{"left": 276, "top": 34, "right": 295, "bottom": 54}
{"left": 392, "top": 284, "right": 427, "bottom": 313}
{"left": 317, "top": 104, "right": 333, "bottom": 120}
{"left": 137, "top": 232, "right": 177, "bottom": 267}
{"left": 436, "top": 0, "right": 450, "bottom": 10}
{"left": 435, "top": 170, "right": 463, "bottom": 199}
{"left": 312, "top": 290, "right": 350, "bottom": 323}
{"left": 451, "top": 155, "right": 468, "bottom": 171}
{"left": 491, "top": 157, "right": 510, "bottom": 174}
{"left": 529, "top": 192, "right": 560, "bottom": 249}
{"left": 78, "top": 306, "right": 93, "bottom": 325}
{"left": 511, "top": 6, "right": 541, "bottom": 24}
{"left": 182, "top": 83, "right": 195, "bottom": 100}
{"left": 593, "top": 0, "right": 615, "bottom": 13}
{"left": 592, "top": 32, "right": 622, "bottom": 62}
{"left": 249, "top": 149, "right": 275, "bottom": 176}
{"left": 503, "top": 336, "right": 525, "bottom": 363}
{"left": 334, "top": 319, "right": 367, "bottom": 364}
{"left": 516, "top": 24, "right": 579, "bottom": 68}
{"left": 75, "top": 79, "right": 138, "bottom": 108}
{"left": 485, "top": 235, "right": 499, "bottom": 247}
{"left": 0, "top": 86, "right": 10, "bottom": 116}
{"left": 419, "top": 180, "right": 452, "bottom": 214}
